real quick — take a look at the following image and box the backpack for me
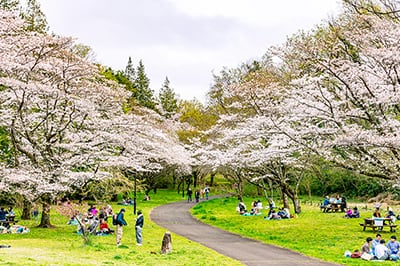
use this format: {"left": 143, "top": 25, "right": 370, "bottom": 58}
{"left": 112, "top": 214, "right": 118, "bottom": 226}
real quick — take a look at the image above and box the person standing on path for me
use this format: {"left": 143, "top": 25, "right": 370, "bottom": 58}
{"left": 195, "top": 189, "right": 200, "bottom": 202}
{"left": 116, "top": 208, "right": 127, "bottom": 247}
{"left": 204, "top": 187, "right": 210, "bottom": 200}
{"left": 187, "top": 188, "right": 193, "bottom": 202}
{"left": 135, "top": 210, "right": 144, "bottom": 246}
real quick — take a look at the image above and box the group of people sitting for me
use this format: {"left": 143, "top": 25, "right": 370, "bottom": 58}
{"left": 265, "top": 207, "right": 291, "bottom": 220}
{"left": 236, "top": 198, "right": 291, "bottom": 220}
{"left": 372, "top": 206, "right": 398, "bottom": 222}
{"left": 0, "top": 206, "right": 28, "bottom": 234}
{"left": 320, "top": 195, "right": 347, "bottom": 212}
{"left": 0, "top": 206, "right": 15, "bottom": 223}
{"left": 236, "top": 199, "right": 263, "bottom": 216}
{"left": 353, "top": 234, "right": 400, "bottom": 261}
{"left": 343, "top": 207, "right": 360, "bottom": 218}
{"left": 118, "top": 198, "right": 134, "bottom": 205}
{"left": 0, "top": 225, "right": 29, "bottom": 234}
{"left": 68, "top": 204, "right": 114, "bottom": 236}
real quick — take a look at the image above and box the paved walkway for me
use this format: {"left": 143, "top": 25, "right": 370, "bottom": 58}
{"left": 150, "top": 199, "right": 339, "bottom": 266}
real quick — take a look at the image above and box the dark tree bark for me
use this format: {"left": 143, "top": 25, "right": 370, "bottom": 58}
{"left": 193, "top": 170, "right": 198, "bottom": 188}
{"left": 37, "top": 201, "right": 54, "bottom": 228}
{"left": 210, "top": 172, "right": 215, "bottom": 187}
{"left": 282, "top": 191, "right": 290, "bottom": 210}
{"left": 21, "top": 198, "right": 31, "bottom": 220}
{"left": 161, "top": 231, "right": 172, "bottom": 254}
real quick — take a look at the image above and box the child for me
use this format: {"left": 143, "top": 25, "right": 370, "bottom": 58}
{"left": 99, "top": 219, "right": 114, "bottom": 235}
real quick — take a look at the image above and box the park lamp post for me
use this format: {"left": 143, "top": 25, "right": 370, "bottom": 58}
{"left": 134, "top": 176, "right": 137, "bottom": 215}
{"left": 126, "top": 169, "right": 137, "bottom": 215}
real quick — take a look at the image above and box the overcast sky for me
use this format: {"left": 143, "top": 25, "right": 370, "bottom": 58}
{"left": 40, "top": 0, "right": 342, "bottom": 103}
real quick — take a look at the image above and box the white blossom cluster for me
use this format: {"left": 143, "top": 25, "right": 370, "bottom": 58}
{"left": 0, "top": 10, "right": 191, "bottom": 202}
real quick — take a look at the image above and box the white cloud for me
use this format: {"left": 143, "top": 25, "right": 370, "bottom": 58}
{"left": 40, "top": 0, "right": 342, "bottom": 103}
{"left": 168, "top": 0, "right": 340, "bottom": 25}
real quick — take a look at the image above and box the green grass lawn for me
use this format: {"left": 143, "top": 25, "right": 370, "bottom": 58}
{"left": 0, "top": 190, "right": 242, "bottom": 266}
{"left": 191, "top": 196, "right": 398, "bottom": 265}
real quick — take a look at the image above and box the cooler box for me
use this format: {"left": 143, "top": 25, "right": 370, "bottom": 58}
{"left": 374, "top": 218, "right": 384, "bottom": 226}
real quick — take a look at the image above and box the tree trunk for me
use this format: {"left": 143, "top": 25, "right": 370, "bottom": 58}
{"left": 21, "top": 199, "right": 31, "bottom": 220}
{"left": 281, "top": 185, "right": 301, "bottom": 214}
{"left": 38, "top": 201, "right": 54, "bottom": 228}
{"left": 282, "top": 192, "right": 290, "bottom": 210}
{"left": 210, "top": 172, "right": 215, "bottom": 187}
{"left": 172, "top": 171, "right": 177, "bottom": 189}
{"left": 161, "top": 231, "right": 172, "bottom": 254}
{"left": 193, "top": 171, "right": 198, "bottom": 188}
{"left": 268, "top": 179, "right": 274, "bottom": 198}
{"left": 236, "top": 181, "right": 244, "bottom": 201}
{"left": 145, "top": 188, "right": 151, "bottom": 196}
{"left": 76, "top": 217, "right": 90, "bottom": 245}
{"left": 291, "top": 195, "right": 302, "bottom": 214}
{"left": 261, "top": 179, "right": 269, "bottom": 200}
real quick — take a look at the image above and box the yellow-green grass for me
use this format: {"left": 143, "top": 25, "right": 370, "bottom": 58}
{"left": 192, "top": 196, "right": 398, "bottom": 265}
{"left": 0, "top": 191, "right": 242, "bottom": 266}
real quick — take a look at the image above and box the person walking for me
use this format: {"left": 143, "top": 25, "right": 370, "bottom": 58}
{"left": 116, "top": 208, "right": 127, "bottom": 247}
{"left": 135, "top": 210, "right": 144, "bottom": 246}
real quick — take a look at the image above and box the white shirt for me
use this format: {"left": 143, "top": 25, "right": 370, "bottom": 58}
{"left": 375, "top": 244, "right": 389, "bottom": 258}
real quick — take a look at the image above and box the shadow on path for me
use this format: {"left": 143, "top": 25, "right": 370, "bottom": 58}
{"left": 150, "top": 198, "right": 340, "bottom": 266}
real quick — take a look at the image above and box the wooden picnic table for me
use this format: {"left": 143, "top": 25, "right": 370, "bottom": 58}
{"left": 0, "top": 216, "right": 18, "bottom": 227}
{"left": 6, "top": 215, "right": 15, "bottom": 221}
{"left": 360, "top": 217, "right": 397, "bottom": 232}
{"left": 321, "top": 203, "right": 343, "bottom": 213}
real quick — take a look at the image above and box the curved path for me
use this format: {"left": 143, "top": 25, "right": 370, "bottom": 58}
{"left": 150, "top": 199, "right": 339, "bottom": 266}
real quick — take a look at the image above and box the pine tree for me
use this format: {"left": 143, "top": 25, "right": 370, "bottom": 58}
{"left": 133, "top": 60, "right": 155, "bottom": 110}
{"left": 21, "top": 0, "right": 48, "bottom": 33}
{"left": 159, "top": 77, "right": 178, "bottom": 118}
{"left": 125, "top": 56, "right": 136, "bottom": 82}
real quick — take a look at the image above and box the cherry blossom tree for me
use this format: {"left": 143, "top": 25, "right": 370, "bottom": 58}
{"left": 201, "top": 61, "right": 311, "bottom": 213}
{"left": 0, "top": 10, "right": 192, "bottom": 227}
{"left": 274, "top": 3, "right": 400, "bottom": 181}
{"left": 0, "top": 10, "right": 128, "bottom": 227}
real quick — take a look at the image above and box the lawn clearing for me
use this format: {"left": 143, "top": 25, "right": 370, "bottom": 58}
{"left": 0, "top": 190, "right": 242, "bottom": 266}
{"left": 192, "top": 196, "right": 398, "bottom": 265}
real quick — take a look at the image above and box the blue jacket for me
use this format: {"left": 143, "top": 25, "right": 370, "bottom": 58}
{"left": 387, "top": 240, "right": 400, "bottom": 254}
{"left": 117, "top": 212, "right": 127, "bottom": 226}
{"left": 0, "top": 210, "right": 6, "bottom": 220}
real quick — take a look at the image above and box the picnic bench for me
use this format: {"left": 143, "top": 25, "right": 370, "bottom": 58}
{"left": 0, "top": 215, "right": 18, "bottom": 227}
{"left": 359, "top": 218, "right": 397, "bottom": 232}
{"left": 320, "top": 203, "right": 342, "bottom": 213}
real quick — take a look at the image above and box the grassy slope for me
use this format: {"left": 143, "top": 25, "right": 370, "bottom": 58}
{"left": 192, "top": 196, "right": 397, "bottom": 266}
{"left": 0, "top": 191, "right": 242, "bottom": 266}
